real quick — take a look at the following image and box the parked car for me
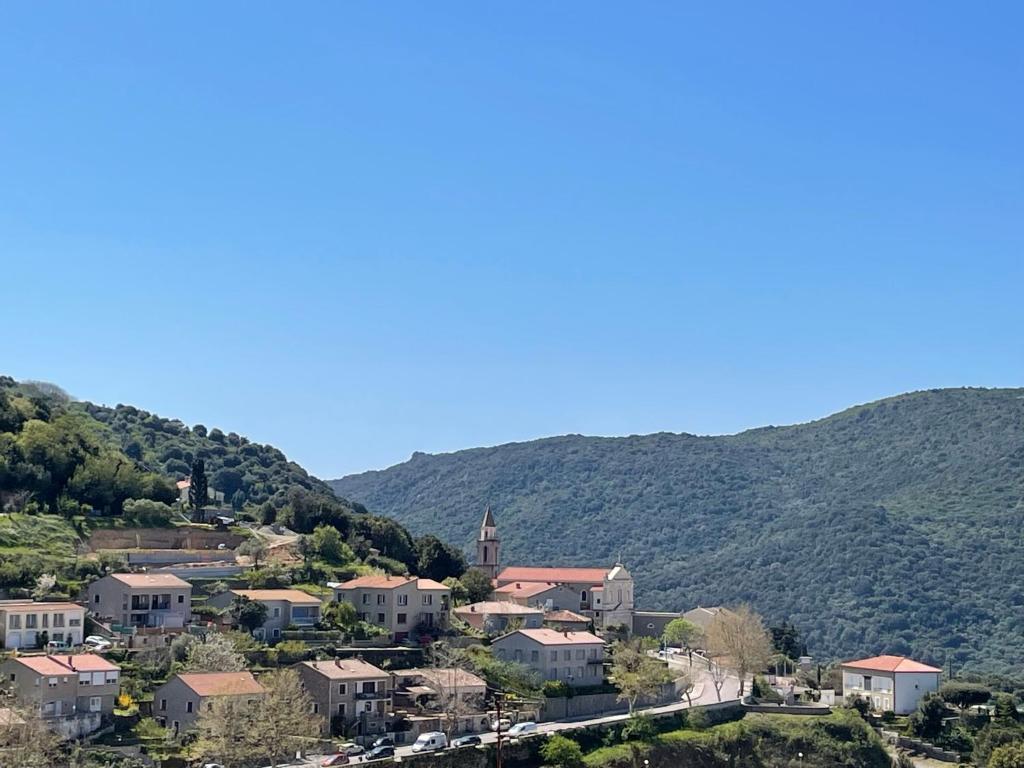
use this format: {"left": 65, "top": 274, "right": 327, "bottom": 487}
{"left": 84, "top": 635, "right": 112, "bottom": 650}
{"left": 411, "top": 731, "right": 448, "bottom": 752}
{"left": 363, "top": 745, "right": 395, "bottom": 761}
{"left": 322, "top": 754, "right": 350, "bottom": 766}
{"left": 338, "top": 743, "right": 364, "bottom": 756}
{"left": 451, "top": 735, "right": 482, "bottom": 748}
{"left": 491, "top": 718, "right": 512, "bottom": 732}
{"left": 507, "top": 722, "right": 538, "bottom": 737}
{"left": 371, "top": 736, "right": 394, "bottom": 749}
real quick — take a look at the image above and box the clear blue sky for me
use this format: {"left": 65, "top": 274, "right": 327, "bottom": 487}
{"left": 2, "top": 3, "right": 1021, "bottom": 478}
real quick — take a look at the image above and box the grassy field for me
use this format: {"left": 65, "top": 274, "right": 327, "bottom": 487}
{"left": 0, "top": 512, "right": 82, "bottom": 559}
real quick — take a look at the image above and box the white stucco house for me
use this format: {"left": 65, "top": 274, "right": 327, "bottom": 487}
{"left": 841, "top": 654, "right": 942, "bottom": 714}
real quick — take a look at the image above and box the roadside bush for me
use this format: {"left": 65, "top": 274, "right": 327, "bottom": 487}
{"left": 541, "top": 733, "right": 584, "bottom": 768}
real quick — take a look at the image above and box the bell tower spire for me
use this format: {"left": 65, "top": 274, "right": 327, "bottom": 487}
{"left": 475, "top": 505, "right": 500, "bottom": 580}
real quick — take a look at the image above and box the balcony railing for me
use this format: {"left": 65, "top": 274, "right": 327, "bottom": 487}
{"left": 355, "top": 690, "right": 389, "bottom": 700}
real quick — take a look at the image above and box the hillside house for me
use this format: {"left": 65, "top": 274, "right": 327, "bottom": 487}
{"left": 0, "top": 654, "right": 120, "bottom": 739}
{"left": 87, "top": 573, "right": 192, "bottom": 630}
{"left": 154, "top": 671, "right": 265, "bottom": 736}
{"left": 841, "top": 655, "right": 942, "bottom": 714}
{"left": 208, "top": 588, "right": 322, "bottom": 641}
{"left": 0, "top": 600, "right": 86, "bottom": 650}
{"left": 491, "top": 628, "right": 605, "bottom": 687}
{"left": 330, "top": 575, "right": 450, "bottom": 641}
{"left": 295, "top": 658, "right": 390, "bottom": 738}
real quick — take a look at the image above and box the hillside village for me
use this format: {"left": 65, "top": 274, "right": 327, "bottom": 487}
{"left": 4, "top": 495, "right": 1021, "bottom": 768}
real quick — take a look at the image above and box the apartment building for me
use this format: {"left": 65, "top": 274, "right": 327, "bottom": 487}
{"left": 0, "top": 600, "right": 86, "bottom": 650}
{"left": 0, "top": 653, "right": 120, "bottom": 739}
{"left": 841, "top": 655, "right": 942, "bottom": 714}
{"left": 330, "top": 575, "right": 450, "bottom": 641}
{"left": 295, "top": 658, "right": 390, "bottom": 738}
{"left": 86, "top": 573, "right": 192, "bottom": 629}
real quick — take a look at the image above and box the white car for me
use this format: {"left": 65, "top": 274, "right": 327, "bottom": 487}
{"left": 84, "top": 635, "right": 113, "bottom": 650}
{"left": 507, "top": 722, "right": 538, "bottom": 737}
{"left": 491, "top": 718, "right": 512, "bottom": 732}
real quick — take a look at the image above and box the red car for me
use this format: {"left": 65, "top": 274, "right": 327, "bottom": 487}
{"left": 322, "top": 754, "right": 350, "bottom": 766}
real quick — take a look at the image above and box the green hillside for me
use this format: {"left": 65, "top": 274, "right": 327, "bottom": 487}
{"left": 331, "top": 387, "right": 1024, "bottom": 673}
{"left": 0, "top": 376, "right": 450, "bottom": 588}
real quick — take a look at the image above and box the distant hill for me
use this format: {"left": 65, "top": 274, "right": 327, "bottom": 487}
{"left": 331, "top": 388, "right": 1024, "bottom": 673}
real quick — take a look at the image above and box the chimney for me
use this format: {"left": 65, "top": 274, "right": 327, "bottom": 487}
{"left": 68, "top": 656, "right": 75, "bottom": 670}
{"left": 335, "top": 659, "right": 343, "bottom": 669}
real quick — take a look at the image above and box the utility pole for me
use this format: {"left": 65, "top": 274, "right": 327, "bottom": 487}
{"left": 495, "top": 693, "right": 503, "bottom": 768}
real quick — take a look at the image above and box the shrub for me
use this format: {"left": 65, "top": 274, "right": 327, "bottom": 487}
{"left": 541, "top": 733, "right": 584, "bottom": 768}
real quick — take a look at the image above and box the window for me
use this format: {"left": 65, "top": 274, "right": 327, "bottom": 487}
{"left": 422, "top": 594, "right": 433, "bottom": 606}
{"left": 273, "top": 607, "right": 281, "bottom": 618}
{"left": 397, "top": 594, "right": 408, "bottom": 606}
{"left": 364, "top": 702, "right": 372, "bottom": 713}
{"left": 9, "top": 615, "right": 20, "bottom": 629}
{"left": 48, "top": 677, "right": 58, "bottom": 688}
{"left": 273, "top": 628, "right": 281, "bottom": 638}
{"left": 80, "top": 674, "right": 90, "bottom": 686}
{"left": 338, "top": 703, "right": 346, "bottom": 715}
{"left": 207, "top": 702, "right": 213, "bottom": 711}
{"left": 363, "top": 681, "right": 376, "bottom": 693}
{"left": 106, "top": 672, "right": 118, "bottom": 684}
{"left": 397, "top": 613, "right": 407, "bottom": 625}
{"left": 377, "top": 613, "right": 385, "bottom": 624}
{"left": 186, "top": 701, "right": 193, "bottom": 713}
{"left": 362, "top": 594, "right": 369, "bottom": 605}
{"left": 563, "top": 650, "right": 571, "bottom": 661}
{"left": 53, "top": 632, "right": 64, "bottom": 642}
{"left": 377, "top": 594, "right": 386, "bottom": 605}
{"left": 25, "top": 614, "right": 37, "bottom": 629}
{"left": 86, "top": 696, "right": 100, "bottom": 712}
{"left": 531, "top": 650, "right": 539, "bottom": 662}
{"left": 312, "top": 703, "right": 319, "bottom": 714}
{"left": 94, "top": 594, "right": 100, "bottom": 603}
{"left": 69, "top": 617, "right": 81, "bottom": 627}
{"left": 550, "top": 650, "right": 557, "bottom": 661}
{"left": 338, "top": 683, "right": 347, "bottom": 695}
{"left": 53, "top": 613, "right": 65, "bottom": 628}
{"left": 581, "top": 590, "right": 588, "bottom": 603}
{"left": 576, "top": 650, "right": 585, "bottom": 660}
{"left": 178, "top": 595, "right": 184, "bottom": 603}
{"left": 514, "top": 649, "right": 523, "bottom": 661}
{"left": 7, "top": 673, "right": 14, "bottom": 683}
{"left": 576, "top": 667, "right": 584, "bottom": 678}
{"left": 160, "top": 699, "right": 167, "bottom": 711}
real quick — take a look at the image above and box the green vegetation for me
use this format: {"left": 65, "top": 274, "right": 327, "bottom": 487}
{"left": 332, "top": 387, "right": 1024, "bottom": 672}
{"left": 581, "top": 710, "right": 890, "bottom": 768}
{"left": 0, "top": 375, "right": 467, "bottom": 590}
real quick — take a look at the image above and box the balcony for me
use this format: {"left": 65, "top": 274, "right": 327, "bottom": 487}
{"left": 355, "top": 690, "right": 389, "bottom": 701}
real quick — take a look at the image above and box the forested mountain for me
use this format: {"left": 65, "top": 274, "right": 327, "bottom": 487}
{"left": 332, "top": 388, "right": 1024, "bottom": 673}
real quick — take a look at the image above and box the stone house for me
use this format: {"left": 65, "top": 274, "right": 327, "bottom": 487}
{"left": 153, "top": 671, "right": 265, "bottom": 736}
{"left": 0, "top": 600, "right": 86, "bottom": 650}
{"left": 491, "top": 628, "right": 605, "bottom": 687}
{"left": 86, "top": 573, "right": 192, "bottom": 630}
{"left": 0, "top": 653, "right": 120, "bottom": 739}
{"left": 294, "top": 658, "right": 390, "bottom": 739}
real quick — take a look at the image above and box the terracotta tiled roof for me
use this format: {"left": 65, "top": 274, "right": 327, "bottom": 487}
{"left": 300, "top": 659, "right": 388, "bottom": 680}
{"left": 230, "top": 589, "right": 322, "bottom": 605}
{"left": 333, "top": 575, "right": 450, "bottom": 591}
{"left": 399, "top": 667, "right": 487, "bottom": 689}
{"left": 502, "top": 628, "right": 603, "bottom": 646}
{"left": 0, "top": 600, "right": 84, "bottom": 612}
{"left": 454, "top": 601, "right": 543, "bottom": 616}
{"left": 110, "top": 573, "right": 190, "bottom": 588}
{"left": 841, "top": 655, "right": 942, "bottom": 673}
{"left": 493, "top": 581, "right": 560, "bottom": 599}
{"left": 496, "top": 566, "right": 608, "bottom": 585}
{"left": 176, "top": 672, "right": 265, "bottom": 697}
{"left": 16, "top": 654, "right": 119, "bottom": 675}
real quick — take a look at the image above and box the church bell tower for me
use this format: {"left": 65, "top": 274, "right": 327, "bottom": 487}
{"left": 475, "top": 505, "right": 500, "bottom": 580}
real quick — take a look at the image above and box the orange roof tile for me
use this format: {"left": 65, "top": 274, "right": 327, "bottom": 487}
{"left": 502, "top": 628, "right": 603, "bottom": 646}
{"left": 454, "top": 601, "right": 544, "bottom": 616}
{"left": 544, "top": 610, "right": 591, "bottom": 623}
{"left": 176, "top": 672, "right": 265, "bottom": 697}
{"left": 300, "top": 659, "right": 388, "bottom": 680}
{"left": 0, "top": 600, "right": 84, "bottom": 612}
{"left": 493, "top": 581, "right": 561, "bottom": 599}
{"left": 333, "top": 575, "right": 450, "bottom": 591}
{"left": 497, "top": 566, "right": 608, "bottom": 585}
{"left": 842, "top": 655, "right": 942, "bottom": 673}
{"left": 16, "top": 654, "right": 119, "bottom": 675}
